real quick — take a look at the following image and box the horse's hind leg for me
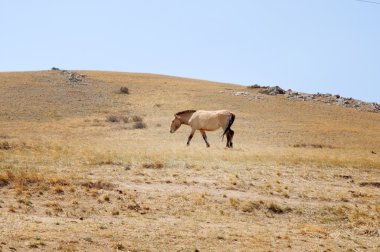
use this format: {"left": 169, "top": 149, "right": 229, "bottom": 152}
{"left": 227, "top": 129, "right": 234, "bottom": 148}
{"left": 187, "top": 129, "right": 196, "bottom": 146}
{"left": 226, "top": 130, "right": 231, "bottom": 148}
{"left": 200, "top": 130, "right": 210, "bottom": 148}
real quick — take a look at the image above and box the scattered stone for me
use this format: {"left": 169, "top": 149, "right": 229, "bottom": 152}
{"left": 67, "top": 72, "right": 86, "bottom": 83}
{"left": 285, "top": 91, "right": 379, "bottom": 113}
{"left": 233, "top": 91, "right": 249, "bottom": 96}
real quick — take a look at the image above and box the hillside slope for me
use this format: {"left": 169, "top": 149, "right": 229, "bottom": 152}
{"left": 0, "top": 70, "right": 379, "bottom": 251}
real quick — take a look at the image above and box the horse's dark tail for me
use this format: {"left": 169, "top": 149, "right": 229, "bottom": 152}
{"left": 222, "top": 113, "right": 235, "bottom": 141}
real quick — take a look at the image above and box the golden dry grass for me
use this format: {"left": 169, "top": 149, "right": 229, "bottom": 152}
{"left": 0, "top": 70, "right": 379, "bottom": 251}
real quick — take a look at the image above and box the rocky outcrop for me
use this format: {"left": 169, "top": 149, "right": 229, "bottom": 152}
{"left": 51, "top": 68, "right": 87, "bottom": 83}
{"left": 259, "top": 86, "right": 286, "bottom": 95}
{"left": 246, "top": 85, "right": 379, "bottom": 113}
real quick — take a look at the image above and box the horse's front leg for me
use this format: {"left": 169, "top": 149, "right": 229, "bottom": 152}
{"left": 200, "top": 130, "right": 210, "bottom": 148}
{"left": 186, "top": 129, "right": 196, "bottom": 146}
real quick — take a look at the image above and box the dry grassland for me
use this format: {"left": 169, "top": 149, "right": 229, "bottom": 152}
{"left": 0, "top": 70, "right": 379, "bottom": 251}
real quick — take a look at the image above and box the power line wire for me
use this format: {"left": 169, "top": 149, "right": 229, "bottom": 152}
{"left": 355, "top": 0, "right": 380, "bottom": 5}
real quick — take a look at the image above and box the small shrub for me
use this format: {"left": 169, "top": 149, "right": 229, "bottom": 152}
{"left": 142, "top": 162, "right": 164, "bottom": 169}
{"left": 121, "top": 116, "right": 129, "bottom": 123}
{"left": 44, "top": 201, "right": 63, "bottom": 213}
{"left": 106, "top": 115, "right": 120, "bottom": 123}
{"left": 115, "top": 243, "right": 125, "bottom": 251}
{"left": 247, "top": 84, "right": 261, "bottom": 89}
{"left": 83, "top": 237, "right": 92, "bottom": 242}
{"left": 133, "top": 121, "right": 147, "bottom": 129}
{"left": 120, "top": 86, "right": 129, "bottom": 94}
{"left": 240, "top": 201, "right": 261, "bottom": 213}
{"left": 53, "top": 186, "right": 64, "bottom": 194}
{"left": 81, "top": 181, "right": 114, "bottom": 190}
{"left": 267, "top": 202, "right": 292, "bottom": 214}
{"left": 293, "top": 143, "right": 333, "bottom": 149}
{"left": 104, "top": 195, "right": 110, "bottom": 202}
{"left": 131, "top": 115, "right": 143, "bottom": 122}
{"left": 229, "top": 198, "right": 240, "bottom": 209}
{"left": 0, "top": 141, "right": 11, "bottom": 150}
{"left": 112, "top": 208, "right": 120, "bottom": 216}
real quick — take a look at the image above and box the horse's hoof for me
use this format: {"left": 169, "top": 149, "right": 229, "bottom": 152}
{"left": 206, "top": 145, "right": 210, "bottom": 148}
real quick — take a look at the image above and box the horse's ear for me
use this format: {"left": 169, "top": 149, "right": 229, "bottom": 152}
{"left": 175, "top": 114, "right": 180, "bottom": 119}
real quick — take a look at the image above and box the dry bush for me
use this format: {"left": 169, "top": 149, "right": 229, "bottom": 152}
{"left": 92, "top": 159, "right": 123, "bottom": 166}
{"left": 131, "top": 115, "right": 143, "bottom": 122}
{"left": 0, "top": 170, "right": 70, "bottom": 192}
{"left": 121, "top": 116, "right": 129, "bottom": 123}
{"left": 298, "top": 224, "right": 328, "bottom": 236}
{"left": 293, "top": 143, "right": 334, "bottom": 149}
{"left": 229, "top": 197, "right": 240, "bottom": 210}
{"left": 319, "top": 205, "right": 379, "bottom": 226}
{"left": 141, "top": 161, "right": 164, "bottom": 169}
{"left": 240, "top": 200, "right": 262, "bottom": 213}
{"left": 44, "top": 201, "right": 63, "bottom": 213}
{"left": 81, "top": 181, "right": 115, "bottom": 190}
{"left": 0, "top": 141, "right": 12, "bottom": 150}
{"left": 129, "top": 115, "right": 146, "bottom": 128}
{"left": 106, "top": 115, "right": 120, "bottom": 123}
{"left": 53, "top": 185, "right": 64, "bottom": 194}
{"left": 133, "top": 121, "right": 147, "bottom": 129}
{"left": 267, "top": 202, "right": 292, "bottom": 214}
{"left": 359, "top": 182, "right": 380, "bottom": 188}
{"left": 119, "top": 86, "right": 129, "bottom": 94}
{"left": 115, "top": 244, "right": 125, "bottom": 251}
{"left": 112, "top": 208, "right": 120, "bottom": 216}
{"left": 247, "top": 84, "right": 262, "bottom": 89}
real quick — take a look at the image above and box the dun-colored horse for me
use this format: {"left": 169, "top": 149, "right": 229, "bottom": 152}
{"left": 170, "top": 110, "right": 235, "bottom": 148}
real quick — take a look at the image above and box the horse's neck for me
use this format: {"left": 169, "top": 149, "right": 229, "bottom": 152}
{"left": 180, "top": 112, "right": 194, "bottom": 125}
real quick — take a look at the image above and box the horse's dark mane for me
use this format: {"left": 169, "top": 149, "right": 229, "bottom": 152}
{"left": 175, "top": 110, "right": 196, "bottom": 116}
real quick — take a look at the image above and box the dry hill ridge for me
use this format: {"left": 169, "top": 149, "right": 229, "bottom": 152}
{"left": 0, "top": 69, "right": 379, "bottom": 251}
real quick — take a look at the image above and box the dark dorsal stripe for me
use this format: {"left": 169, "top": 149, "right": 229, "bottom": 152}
{"left": 175, "top": 110, "right": 196, "bottom": 116}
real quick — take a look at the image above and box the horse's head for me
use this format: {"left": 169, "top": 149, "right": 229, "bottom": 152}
{"left": 170, "top": 115, "right": 182, "bottom": 133}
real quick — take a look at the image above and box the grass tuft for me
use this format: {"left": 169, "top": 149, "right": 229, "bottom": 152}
{"left": 267, "top": 202, "right": 292, "bottom": 214}
{"left": 0, "top": 141, "right": 12, "bottom": 150}
{"left": 81, "top": 181, "right": 115, "bottom": 190}
{"left": 133, "top": 121, "right": 147, "bottom": 129}
{"left": 106, "top": 115, "right": 120, "bottom": 123}
{"left": 141, "top": 161, "right": 164, "bottom": 169}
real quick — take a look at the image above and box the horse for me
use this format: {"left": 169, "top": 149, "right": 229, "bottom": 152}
{"left": 170, "top": 110, "right": 235, "bottom": 148}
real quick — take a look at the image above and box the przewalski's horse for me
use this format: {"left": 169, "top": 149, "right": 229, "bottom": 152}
{"left": 170, "top": 110, "right": 235, "bottom": 148}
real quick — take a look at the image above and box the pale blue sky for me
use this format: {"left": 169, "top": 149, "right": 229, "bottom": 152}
{"left": 1, "top": 0, "right": 379, "bottom": 102}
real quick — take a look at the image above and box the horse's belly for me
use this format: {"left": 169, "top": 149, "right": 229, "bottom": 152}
{"left": 200, "top": 121, "right": 220, "bottom": 131}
